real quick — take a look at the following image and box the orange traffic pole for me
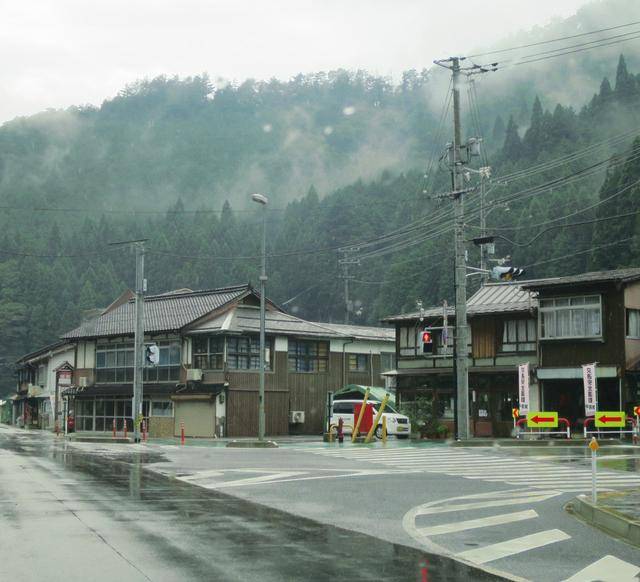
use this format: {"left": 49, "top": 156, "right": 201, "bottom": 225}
{"left": 123, "top": 420, "right": 128, "bottom": 439}
{"left": 112, "top": 418, "right": 116, "bottom": 438}
{"left": 180, "top": 420, "right": 185, "bottom": 445}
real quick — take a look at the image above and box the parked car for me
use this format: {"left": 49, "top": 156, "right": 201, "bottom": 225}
{"left": 330, "top": 399, "right": 411, "bottom": 438}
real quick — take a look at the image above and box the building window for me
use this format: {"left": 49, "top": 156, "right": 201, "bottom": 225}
{"left": 380, "top": 352, "right": 396, "bottom": 372}
{"left": 501, "top": 319, "right": 537, "bottom": 352}
{"left": 151, "top": 400, "right": 173, "bottom": 417}
{"left": 227, "top": 336, "right": 272, "bottom": 371}
{"left": 193, "top": 336, "right": 224, "bottom": 369}
{"left": 96, "top": 341, "right": 180, "bottom": 383}
{"left": 399, "top": 326, "right": 416, "bottom": 356}
{"left": 539, "top": 295, "right": 602, "bottom": 339}
{"left": 348, "top": 354, "right": 368, "bottom": 372}
{"left": 627, "top": 309, "right": 640, "bottom": 339}
{"left": 288, "top": 340, "right": 328, "bottom": 372}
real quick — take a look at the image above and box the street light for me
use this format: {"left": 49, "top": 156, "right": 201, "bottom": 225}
{"left": 251, "top": 193, "right": 268, "bottom": 441}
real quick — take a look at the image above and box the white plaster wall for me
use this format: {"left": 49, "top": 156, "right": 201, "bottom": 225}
{"left": 329, "top": 339, "right": 395, "bottom": 354}
{"left": 275, "top": 336, "right": 288, "bottom": 352}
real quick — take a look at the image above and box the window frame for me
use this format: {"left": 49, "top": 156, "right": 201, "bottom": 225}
{"left": 538, "top": 295, "right": 603, "bottom": 340}
{"left": 626, "top": 308, "right": 640, "bottom": 339}
{"left": 192, "top": 335, "right": 225, "bottom": 370}
{"left": 95, "top": 340, "right": 181, "bottom": 383}
{"left": 348, "top": 353, "right": 368, "bottom": 372}
{"left": 499, "top": 318, "right": 537, "bottom": 353}
{"left": 288, "top": 339, "right": 329, "bottom": 373}
{"left": 226, "top": 335, "right": 273, "bottom": 371}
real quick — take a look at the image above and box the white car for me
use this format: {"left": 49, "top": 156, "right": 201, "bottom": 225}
{"left": 330, "top": 399, "right": 411, "bottom": 438}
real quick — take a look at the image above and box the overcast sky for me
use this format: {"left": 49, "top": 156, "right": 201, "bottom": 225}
{"left": 0, "top": 0, "right": 592, "bottom": 123}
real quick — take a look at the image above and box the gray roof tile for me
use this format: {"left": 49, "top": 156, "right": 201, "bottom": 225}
{"left": 62, "top": 285, "right": 250, "bottom": 339}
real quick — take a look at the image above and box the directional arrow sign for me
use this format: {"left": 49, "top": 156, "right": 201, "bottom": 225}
{"left": 526, "top": 411, "right": 558, "bottom": 428}
{"left": 595, "top": 411, "right": 626, "bottom": 428}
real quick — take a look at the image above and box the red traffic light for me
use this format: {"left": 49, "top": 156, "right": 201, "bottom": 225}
{"left": 421, "top": 331, "right": 433, "bottom": 344}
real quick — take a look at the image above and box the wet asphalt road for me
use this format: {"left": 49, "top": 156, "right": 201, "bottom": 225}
{"left": 0, "top": 427, "right": 504, "bottom": 582}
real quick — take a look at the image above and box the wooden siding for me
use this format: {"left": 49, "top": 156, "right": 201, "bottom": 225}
{"left": 471, "top": 318, "right": 497, "bottom": 359}
{"left": 539, "top": 285, "right": 626, "bottom": 369}
{"left": 226, "top": 389, "right": 289, "bottom": 437}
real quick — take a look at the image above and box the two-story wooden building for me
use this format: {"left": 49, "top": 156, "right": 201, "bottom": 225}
{"left": 20, "top": 284, "right": 395, "bottom": 438}
{"left": 521, "top": 268, "right": 640, "bottom": 423}
{"left": 383, "top": 282, "right": 538, "bottom": 437}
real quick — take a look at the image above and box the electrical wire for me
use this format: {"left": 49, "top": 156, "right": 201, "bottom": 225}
{"left": 522, "top": 235, "right": 638, "bottom": 269}
{"left": 467, "top": 20, "right": 640, "bottom": 59}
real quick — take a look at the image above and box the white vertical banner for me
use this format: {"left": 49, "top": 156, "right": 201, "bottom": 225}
{"left": 582, "top": 363, "right": 597, "bottom": 416}
{"left": 518, "top": 363, "right": 530, "bottom": 414}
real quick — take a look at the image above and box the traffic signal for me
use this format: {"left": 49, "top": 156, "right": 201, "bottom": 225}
{"left": 145, "top": 344, "right": 160, "bottom": 366}
{"left": 418, "top": 329, "right": 434, "bottom": 354}
{"left": 491, "top": 266, "right": 525, "bottom": 282}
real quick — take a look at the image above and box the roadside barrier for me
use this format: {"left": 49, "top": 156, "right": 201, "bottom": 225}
{"left": 583, "top": 416, "right": 638, "bottom": 441}
{"left": 180, "top": 420, "right": 185, "bottom": 445}
{"left": 515, "top": 417, "right": 571, "bottom": 439}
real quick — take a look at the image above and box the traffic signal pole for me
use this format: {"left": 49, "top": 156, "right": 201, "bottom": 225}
{"left": 133, "top": 241, "right": 145, "bottom": 443}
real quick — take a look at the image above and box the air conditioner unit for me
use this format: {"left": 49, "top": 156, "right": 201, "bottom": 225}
{"left": 186, "top": 369, "right": 203, "bottom": 382}
{"left": 289, "top": 410, "right": 305, "bottom": 424}
{"left": 79, "top": 377, "right": 88, "bottom": 388}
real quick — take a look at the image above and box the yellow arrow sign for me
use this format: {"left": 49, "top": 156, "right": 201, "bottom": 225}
{"left": 595, "top": 411, "right": 626, "bottom": 428}
{"left": 526, "top": 411, "right": 558, "bottom": 428}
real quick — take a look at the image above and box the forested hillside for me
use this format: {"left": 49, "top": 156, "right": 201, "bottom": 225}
{"left": 3, "top": 3, "right": 640, "bottom": 395}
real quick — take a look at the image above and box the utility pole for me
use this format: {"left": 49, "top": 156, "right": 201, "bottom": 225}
{"left": 436, "top": 56, "right": 470, "bottom": 440}
{"left": 133, "top": 241, "right": 145, "bottom": 443}
{"left": 251, "top": 193, "right": 269, "bottom": 441}
{"left": 110, "top": 238, "right": 147, "bottom": 443}
{"left": 339, "top": 248, "right": 359, "bottom": 324}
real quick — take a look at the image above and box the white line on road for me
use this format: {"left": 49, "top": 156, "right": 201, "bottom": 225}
{"left": 456, "top": 529, "right": 571, "bottom": 564}
{"left": 418, "top": 509, "right": 538, "bottom": 536}
{"left": 563, "top": 555, "right": 640, "bottom": 581}
{"left": 414, "top": 492, "right": 561, "bottom": 516}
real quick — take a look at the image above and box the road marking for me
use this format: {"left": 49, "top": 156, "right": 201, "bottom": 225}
{"left": 457, "top": 529, "right": 571, "bottom": 564}
{"left": 418, "top": 509, "right": 538, "bottom": 536}
{"left": 563, "top": 555, "right": 640, "bottom": 582}
{"left": 414, "top": 491, "right": 561, "bottom": 516}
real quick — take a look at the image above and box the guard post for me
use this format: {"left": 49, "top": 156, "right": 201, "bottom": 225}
{"left": 589, "top": 437, "right": 599, "bottom": 503}
{"left": 364, "top": 394, "right": 389, "bottom": 443}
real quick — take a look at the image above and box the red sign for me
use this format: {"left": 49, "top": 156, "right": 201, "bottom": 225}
{"left": 634, "top": 406, "right": 640, "bottom": 417}
{"left": 354, "top": 403, "right": 374, "bottom": 434}
{"left": 530, "top": 415, "right": 554, "bottom": 424}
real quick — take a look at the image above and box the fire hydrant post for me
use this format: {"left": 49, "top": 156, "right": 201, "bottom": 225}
{"left": 589, "top": 436, "right": 599, "bottom": 504}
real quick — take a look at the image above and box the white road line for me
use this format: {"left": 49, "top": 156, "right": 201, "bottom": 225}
{"left": 456, "top": 529, "right": 571, "bottom": 564}
{"left": 418, "top": 509, "right": 538, "bottom": 536}
{"left": 563, "top": 555, "right": 640, "bottom": 581}
{"left": 415, "top": 493, "right": 561, "bottom": 516}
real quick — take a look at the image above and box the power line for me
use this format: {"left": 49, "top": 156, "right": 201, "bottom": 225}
{"left": 467, "top": 20, "right": 640, "bottom": 59}
{"left": 523, "top": 235, "right": 637, "bottom": 269}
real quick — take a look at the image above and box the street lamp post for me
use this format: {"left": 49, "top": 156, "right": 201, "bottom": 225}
{"left": 251, "top": 193, "right": 268, "bottom": 441}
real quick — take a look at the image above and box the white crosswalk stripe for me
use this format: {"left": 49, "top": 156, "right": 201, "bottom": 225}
{"left": 296, "top": 446, "right": 640, "bottom": 490}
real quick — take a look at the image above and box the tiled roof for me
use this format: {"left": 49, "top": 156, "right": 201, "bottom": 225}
{"left": 521, "top": 268, "right": 640, "bottom": 290}
{"left": 190, "top": 306, "right": 395, "bottom": 341}
{"left": 382, "top": 282, "right": 537, "bottom": 323}
{"left": 315, "top": 322, "right": 395, "bottom": 341}
{"left": 62, "top": 285, "right": 251, "bottom": 339}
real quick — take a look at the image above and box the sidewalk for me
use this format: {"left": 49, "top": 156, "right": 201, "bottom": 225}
{"left": 571, "top": 489, "right": 640, "bottom": 546}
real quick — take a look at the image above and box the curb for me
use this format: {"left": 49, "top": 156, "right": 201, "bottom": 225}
{"left": 570, "top": 494, "right": 640, "bottom": 546}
